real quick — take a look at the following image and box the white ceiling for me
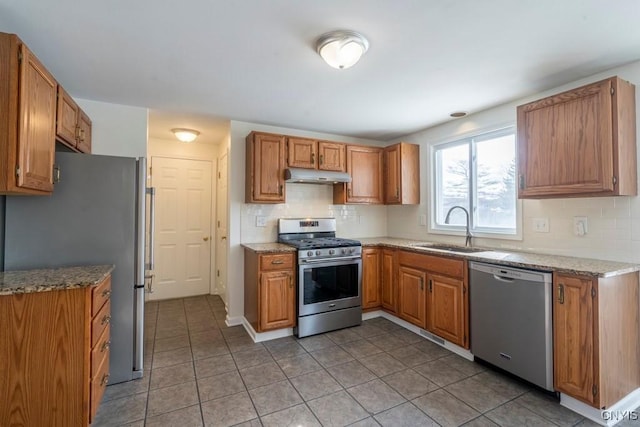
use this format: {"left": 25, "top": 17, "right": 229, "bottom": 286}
{"left": 2, "top": 0, "right": 640, "bottom": 141}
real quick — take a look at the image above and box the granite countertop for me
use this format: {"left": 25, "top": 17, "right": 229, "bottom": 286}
{"left": 242, "top": 242, "right": 297, "bottom": 253}
{"left": 358, "top": 237, "right": 640, "bottom": 278}
{"left": 0, "top": 265, "right": 115, "bottom": 295}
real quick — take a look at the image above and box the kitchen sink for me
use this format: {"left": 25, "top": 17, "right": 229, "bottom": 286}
{"left": 416, "top": 244, "right": 489, "bottom": 253}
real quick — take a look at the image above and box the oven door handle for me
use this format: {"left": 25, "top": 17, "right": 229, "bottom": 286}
{"left": 300, "top": 256, "right": 361, "bottom": 264}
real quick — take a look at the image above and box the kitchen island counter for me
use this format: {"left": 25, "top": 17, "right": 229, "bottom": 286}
{"left": 0, "top": 264, "right": 114, "bottom": 295}
{"left": 358, "top": 237, "right": 640, "bottom": 278}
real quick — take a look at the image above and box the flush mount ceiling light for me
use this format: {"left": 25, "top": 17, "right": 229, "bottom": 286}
{"left": 316, "top": 30, "right": 369, "bottom": 70}
{"left": 172, "top": 128, "right": 200, "bottom": 143}
{"left": 450, "top": 111, "right": 468, "bottom": 118}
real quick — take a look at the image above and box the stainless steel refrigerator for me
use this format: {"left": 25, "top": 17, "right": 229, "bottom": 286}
{"left": 4, "top": 152, "right": 151, "bottom": 384}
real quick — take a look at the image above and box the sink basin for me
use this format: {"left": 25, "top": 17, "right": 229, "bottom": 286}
{"left": 416, "top": 244, "right": 488, "bottom": 253}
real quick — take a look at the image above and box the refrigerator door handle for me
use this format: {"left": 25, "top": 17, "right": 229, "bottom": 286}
{"left": 135, "top": 158, "right": 147, "bottom": 287}
{"left": 132, "top": 285, "right": 144, "bottom": 377}
{"left": 146, "top": 186, "right": 156, "bottom": 271}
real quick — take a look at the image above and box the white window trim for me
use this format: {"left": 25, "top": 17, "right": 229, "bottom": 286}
{"left": 428, "top": 126, "right": 523, "bottom": 241}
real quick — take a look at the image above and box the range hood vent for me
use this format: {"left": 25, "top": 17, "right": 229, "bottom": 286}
{"left": 285, "top": 168, "right": 351, "bottom": 184}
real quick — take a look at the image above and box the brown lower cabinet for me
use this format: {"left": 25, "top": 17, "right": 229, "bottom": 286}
{"left": 244, "top": 249, "right": 296, "bottom": 332}
{"left": 381, "top": 248, "right": 397, "bottom": 312}
{"left": 362, "top": 247, "right": 382, "bottom": 310}
{"left": 0, "top": 275, "right": 111, "bottom": 426}
{"left": 397, "top": 264, "right": 427, "bottom": 327}
{"left": 553, "top": 271, "right": 640, "bottom": 409}
{"left": 426, "top": 273, "right": 468, "bottom": 348}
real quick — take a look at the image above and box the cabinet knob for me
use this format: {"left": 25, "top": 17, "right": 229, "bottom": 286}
{"left": 101, "top": 315, "right": 111, "bottom": 325}
{"left": 101, "top": 289, "right": 111, "bottom": 299}
{"left": 100, "top": 373, "right": 110, "bottom": 386}
{"left": 101, "top": 340, "right": 111, "bottom": 352}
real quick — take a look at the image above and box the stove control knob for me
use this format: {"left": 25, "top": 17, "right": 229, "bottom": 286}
{"left": 329, "top": 249, "right": 335, "bottom": 255}
{"left": 307, "top": 251, "right": 313, "bottom": 257}
{"left": 350, "top": 248, "right": 356, "bottom": 254}
{"left": 315, "top": 250, "right": 321, "bottom": 256}
{"left": 341, "top": 248, "right": 348, "bottom": 255}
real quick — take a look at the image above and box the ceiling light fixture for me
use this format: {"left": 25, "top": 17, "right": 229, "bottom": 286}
{"left": 316, "top": 30, "right": 369, "bottom": 70}
{"left": 450, "top": 111, "right": 468, "bottom": 118}
{"left": 172, "top": 128, "right": 200, "bottom": 143}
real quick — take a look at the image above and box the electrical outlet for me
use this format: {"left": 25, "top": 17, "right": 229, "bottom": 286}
{"left": 255, "top": 216, "right": 267, "bottom": 227}
{"left": 573, "top": 216, "right": 588, "bottom": 236}
{"left": 532, "top": 217, "right": 549, "bottom": 233}
{"left": 419, "top": 214, "right": 427, "bottom": 226}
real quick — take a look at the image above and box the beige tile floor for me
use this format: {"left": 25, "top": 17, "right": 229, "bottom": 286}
{"left": 92, "top": 295, "right": 638, "bottom": 427}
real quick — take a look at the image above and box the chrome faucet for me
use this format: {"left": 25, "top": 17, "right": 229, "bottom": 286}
{"left": 444, "top": 206, "right": 472, "bottom": 247}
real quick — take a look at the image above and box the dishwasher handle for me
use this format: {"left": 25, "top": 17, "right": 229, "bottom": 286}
{"left": 492, "top": 274, "right": 515, "bottom": 283}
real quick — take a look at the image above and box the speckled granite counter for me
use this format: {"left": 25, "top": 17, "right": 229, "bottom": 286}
{"left": 358, "top": 237, "right": 640, "bottom": 278}
{"left": 0, "top": 265, "right": 115, "bottom": 295}
{"left": 242, "top": 243, "right": 297, "bottom": 253}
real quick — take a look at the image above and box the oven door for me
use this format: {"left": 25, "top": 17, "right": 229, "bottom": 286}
{"left": 298, "top": 257, "right": 362, "bottom": 317}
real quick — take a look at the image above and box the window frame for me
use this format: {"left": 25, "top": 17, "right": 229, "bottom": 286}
{"left": 429, "top": 125, "right": 522, "bottom": 241}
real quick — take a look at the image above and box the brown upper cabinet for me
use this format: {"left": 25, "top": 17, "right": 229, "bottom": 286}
{"left": 246, "top": 131, "right": 286, "bottom": 203}
{"left": 57, "top": 86, "right": 92, "bottom": 153}
{"left": 287, "top": 136, "right": 346, "bottom": 171}
{"left": 334, "top": 145, "right": 384, "bottom": 204}
{"left": 384, "top": 142, "right": 420, "bottom": 204}
{"left": 517, "top": 76, "right": 637, "bottom": 198}
{"left": 0, "top": 33, "right": 57, "bottom": 195}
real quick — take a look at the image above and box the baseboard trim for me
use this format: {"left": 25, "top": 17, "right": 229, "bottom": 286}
{"left": 225, "top": 315, "right": 244, "bottom": 327}
{"left": 561, "top": 389, "right": 640, "bottom": 426}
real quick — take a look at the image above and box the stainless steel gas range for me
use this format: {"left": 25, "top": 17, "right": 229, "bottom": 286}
{"left": 278, "top": 218, "right": 362, "bottom": 338}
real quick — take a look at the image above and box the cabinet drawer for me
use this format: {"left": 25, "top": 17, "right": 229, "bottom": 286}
{"left": 91, "top": 323, "right": 111, "bottom": 372}
{"left": 399, "top": 251, "right": 465, "bottom": 278}
{"left": 92, "top": 298, "right": 111, "bottom": 348}
{"left": 90, "top": 348, "right": 110, "bottom": 423}
{"left": 92, "top": 276, "right": 112, "bottom": 317}
{"left": 260, "top": 253, "right": 294, "bottom": 271}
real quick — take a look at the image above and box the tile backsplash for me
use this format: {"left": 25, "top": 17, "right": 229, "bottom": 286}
{"left": 241, "top": 183, "right": 388, "bottom": 243}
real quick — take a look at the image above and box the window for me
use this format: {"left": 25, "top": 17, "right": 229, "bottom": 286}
{"left": 431, "top": 127, "right": 518, "bottom": 237}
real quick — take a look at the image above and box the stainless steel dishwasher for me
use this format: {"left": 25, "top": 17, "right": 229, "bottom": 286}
{"left": 469, "top": 261, "right": 553, "bottom": 391}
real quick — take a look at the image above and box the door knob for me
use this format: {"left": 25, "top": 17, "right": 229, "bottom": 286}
{"left": 221, "top": 236, "right": 227, "bottom": 240}
{"left": 203, "top": 236, "right": 210, "bottom": 242}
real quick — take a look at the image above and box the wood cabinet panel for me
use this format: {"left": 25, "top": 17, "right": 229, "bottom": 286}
{"left": 318, "top": 141, "right": 345, "bottom": 171}
{"left": 91, "top": 275, "right": 111, "bottom": 317}
{"left": 381, "top": 249, "right": 397, "bottom": 313}
{"left": 260, "top": 271, "right": 295, "bottom": 331}
{"left": 427, "top": 274, "right": 467, "bottom": 347}
{"left": 384, "top": 142, "right": 419, "bottom": 204}
{"left": 90, "top": 347, "right": 109, "bottom": 422}
{"left": 397, "top": 265, "right": 426, "bottom": 328}
{"left": 398, "top": 251, "right": 464, "bottom": 278}
{"left": 91, "top": 297, "right": 111, "bottom": 348}
{"left": 518, "top": 76, "right": 636, "bottom": 198}
{"left": 246, "top": 132, "right": 286, "bottom": 203}
{"left": 334, "top": 145, "right": 383, "bottom": 204}
{"left": 56, "top": 85, "right": 79, "bottom": 149}
{"left": 287, "top": 137, "right": 317, "bottom": 169}
{"left": 362, "top": 247, "right": 381, "bottom": 310}
{"left": 76, "top": 109, "right": 92, "bottom": 153}
{"left": 260, "top": 253, "right": 295, "bottom": 271}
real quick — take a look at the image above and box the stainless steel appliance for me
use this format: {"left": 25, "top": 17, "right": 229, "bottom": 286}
{"left": 469, "top": 261, "right": 553, "bottom": 390}
{"left": 3, "top": 152, "right": 153, "bottom": 384}
{"left": 278, "top": 218, "right": 362, "bottom": 338}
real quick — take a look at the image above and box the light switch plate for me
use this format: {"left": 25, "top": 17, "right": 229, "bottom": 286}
{"left": 573, "top": 216, "right": 588, "bottom": 236}
{"left": 255, "top": 216, "right": 267, "bottom": 227}
{"left": 532, "top": 217, "right": 549, "bottom": 233}
{"left": 419, "top": 214, "right": 427, "bottom": 226}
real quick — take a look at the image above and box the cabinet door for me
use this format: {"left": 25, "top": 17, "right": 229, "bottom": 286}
{"left": 76, "top": 109, "right": 92, "bottom": 153}
{"left": 384, "top": 144, "right": 401, "bottom": 203}
{"left": 17, "top": 44, "right": 56, "bottom": 192}
{"left": 318, "top": 141, "right": 345, "bottom": 172}
{"left": 518, "top": 79, "right": 614, "bottom": 197}
{"left": 381, "top": 249, "right": 397, "bottom": 313}
{"left": 345, "top": 145, "right": 383, "bottom": 203}
{"left": 287, "top": 137, "right": 317, "bottom": 169}
{"left": 247, "top": 133, "right": 285, "bottom": 203}
{"left": 553, "top": 274, "right": 596, "bottom": 405}
{"left": 397, "top": 265, "right": 426, "bottom": 328}
{"left": 56, "top": 86, "right": 78, "bottom": 149}
{"left": 426, "top": 274, "right": 467, "bottom": 347}
{"left": 362, "top": 247, "right": 381, "bottom": 309}
{"left": 259, "top": 271, "right": 295, "bottom": 331}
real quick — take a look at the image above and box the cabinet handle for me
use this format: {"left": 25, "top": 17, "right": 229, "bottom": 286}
{"left": 101, "top": 314, "right": 111, "bottom": 326}
{"left": 101, "top": 340, "right": 111, "bottom": 353}
{"left": 100, "top": 373, "right": 110, "bottom": 386}
{"left": 396, "top": 187, "right": 399, "bottom": 198}
{"left": 319, "top": 154, "right": 324, "bottom": 165}
{"left": 289, "top": 274, "right": 293, "bottom": 288}
{"left": 420, "top": 277, "right": 424, "bottom": 291}
{"left": 53, "top": 165, "right": 61, "bottom": 183}
{"left": 558, "top": 284, "right": 564, "bottom": 304}
{"left": 348, "top": 188, "right": 352, "bottom": 197}
{"left": 271, "top": 259, "right": 285, "bottom": 265}
{"left": 75, "top": 126, "right": 81, "bottom": 140}
{"left": 101, "top": 289, "right": 111, "bottom": 299}
{"left": 311, "top": 152, "right": 315, "bottom": 163}
{"left": 429, "top": 279, "right": 433, "bottom": 293}
{"left": 79, "top": 128, "right": 86, "bottom": 142}
{"left": 279, "top": 185, "right": 283, "bottom": 196}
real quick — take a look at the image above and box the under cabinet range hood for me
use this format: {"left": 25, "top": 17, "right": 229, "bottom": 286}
{"left": 285, "top": 168, "right": 351, "bottom": 184}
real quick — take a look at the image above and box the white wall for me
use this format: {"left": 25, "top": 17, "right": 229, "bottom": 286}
{"left": 76, "top": 98, "right": 148, "bottom": 158}
{"left": 388, "top": 60, "right": 640, "bottom": 263}
{"left": 227, "top": 120, "right": 388, "bottom": 321}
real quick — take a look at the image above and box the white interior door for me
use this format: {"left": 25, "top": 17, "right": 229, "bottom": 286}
{"left": 215, "top": 151, "right": 229, "bottom": 303}
{"left": 150, "top": 157, "right": 212, "bottom": 300}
